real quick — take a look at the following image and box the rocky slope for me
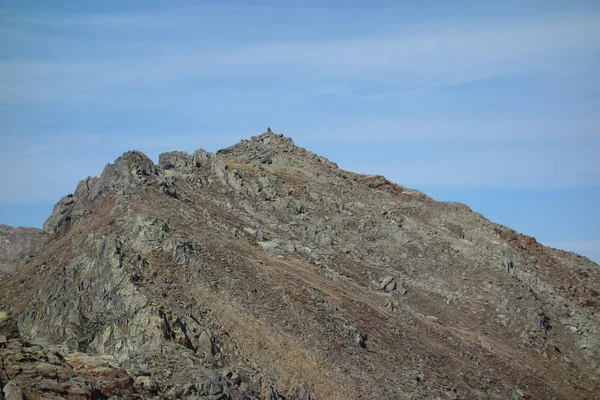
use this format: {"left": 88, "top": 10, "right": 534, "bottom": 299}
{"left": 1, "top": 131, "right": 599, "bottom": 399}
{"left": 0, "top": 225, "right": 43, "bottom": 276}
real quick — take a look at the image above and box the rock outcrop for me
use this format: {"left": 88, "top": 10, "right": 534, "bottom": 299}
{"left": 1, "top": 131, "right": 599, "bottom": 399}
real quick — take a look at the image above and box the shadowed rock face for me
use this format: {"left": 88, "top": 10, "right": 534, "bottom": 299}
{"left": 1, "top": 131, "right": 599, "bottom": 399}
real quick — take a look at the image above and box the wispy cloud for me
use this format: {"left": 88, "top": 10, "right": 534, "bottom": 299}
{"left": 1, "top": 10, "right": 599, "bottom": 102}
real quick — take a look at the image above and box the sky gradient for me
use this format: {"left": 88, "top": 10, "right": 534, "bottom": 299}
{"left": 1, "top": 1, "right": 599, "bottom": 262}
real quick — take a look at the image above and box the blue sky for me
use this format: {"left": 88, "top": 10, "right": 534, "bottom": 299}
{"left": 0, "top": 0, "right": 599, "bottom": 263}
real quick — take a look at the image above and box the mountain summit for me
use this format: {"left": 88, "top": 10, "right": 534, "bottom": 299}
{"left": 1, "top": 131, "right": 599, "bottom": 399}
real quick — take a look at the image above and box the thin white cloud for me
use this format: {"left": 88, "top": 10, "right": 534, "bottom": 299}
{"left": 1, "top": 11, "right": 599, "bottom": 102}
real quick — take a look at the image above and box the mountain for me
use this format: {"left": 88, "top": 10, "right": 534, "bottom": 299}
{"left": 0, "top": 225, "right": 43, "bottom": 277}
{"left": 1, "top": 131, "right": 599, "bottom": 399}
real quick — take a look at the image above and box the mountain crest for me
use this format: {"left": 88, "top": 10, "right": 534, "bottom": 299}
{"left": 217, "top": 130, "right": 297, "bottom": 165}
{"left": 3, "top": 132, "right": 599, "bottom": 399}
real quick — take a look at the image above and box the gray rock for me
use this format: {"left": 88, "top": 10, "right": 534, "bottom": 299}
{"left": 208, "top": 381, "right": 223, "bottom": 395}
{"left": 239, "top": 381, "right": 249, "bottom": 393}
{"left": 134, "top": 376, "right": 159, "bottom": 394}
{"left": 159, "top": 151, "right": 194, "bottom": 172}
{"left": 255, "top": 230, "right": 265, "bottom": 242}
{"left": 397, "top": 282, "right": 408, "bottom": 295}
{"left": 42, "top": 194, "right": 76, "bottom": 235}
{"left": 198, "top": 331, "right": 215, "bottom": 360}
{"left": 284, "top": 242, "right": 296, "bottom": 253}
{"left": 380, "top": 276, "right": 396, "bottom": 292}
{"left": 2, "top": 381, "right": 23, "bottom": 400}
{"left": 258, "top": 241, "right": 279, "bottom": 255}
{"left": 193, "top": 149, "right": 214, "bottom": 168}
{"left": 527, "top": 307, "right": 551, "bottom": 338}
{"left": 404, "top": 370, "right": 424, "bottom": 387}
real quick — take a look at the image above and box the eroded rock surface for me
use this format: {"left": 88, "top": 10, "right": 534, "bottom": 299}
{"left": 1, "top": 131, "right": 599, "bottom": 399}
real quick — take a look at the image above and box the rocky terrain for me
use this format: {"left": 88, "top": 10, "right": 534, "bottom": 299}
{"left": 0, "top": 225, "right": 43, "bottom": 277}
{"left": 1, "top": 131, "right": 599, "bottom": 399}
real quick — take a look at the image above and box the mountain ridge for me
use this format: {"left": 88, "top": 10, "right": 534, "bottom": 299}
{"left": 1, "top": 131, "right": 599, "bottom": 399}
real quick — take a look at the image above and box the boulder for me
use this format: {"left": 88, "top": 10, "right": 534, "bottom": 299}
{"left": 2, "top": 381, "right": 23, "bottom": 400}
{"left": 159, "top": 151, "right": 194, "bottom": 172}
{"left": 380, "top": 276, "right": 396, "bottom": 292}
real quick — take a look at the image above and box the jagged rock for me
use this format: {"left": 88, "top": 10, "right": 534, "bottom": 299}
{"left": 379, "top": 276, "right": 396, "bottom": 292}
{"left": 134, "top": 375, "right": 159, "bottom": 393}
{"left": 284, "top": 242, "right": 296, "bottom": 253}
{"left": 253, "top": 230, "right": 264, "bottom": 241}
{"left": 197, "top": 331, "right": 215, "bottom": 360}
{"left": 0, "top": 337, "right": 144, "bottom": 398}
{"left": 114, "top": 150, "right": 158, "bottom": 178}
{"left": 42, "top": 194, "right": 76, "bottom": 234}
{"left": 397, "top": 282, "right": 408, "bottom": 295}
{"left": 193, "top": 149, "right": 214, "bottom": 168}
{"left": 159, "top": 151, "right": 194, "bottom": 172}
{"left": 258, "top": 241, "right": 279, "bottom": 255}
{"left": 2, "top": 381, "right": 23, "bottom": 400}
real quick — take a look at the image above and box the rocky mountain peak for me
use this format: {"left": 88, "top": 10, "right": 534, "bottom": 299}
{"left": 216, "top": 130, "right": 298, "bottom": 165}
{"left": 113, "top": 150, "right": 158, "bottom": 178}
{"left": 2, "top": 132, "right": 599, "bottom": 399}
